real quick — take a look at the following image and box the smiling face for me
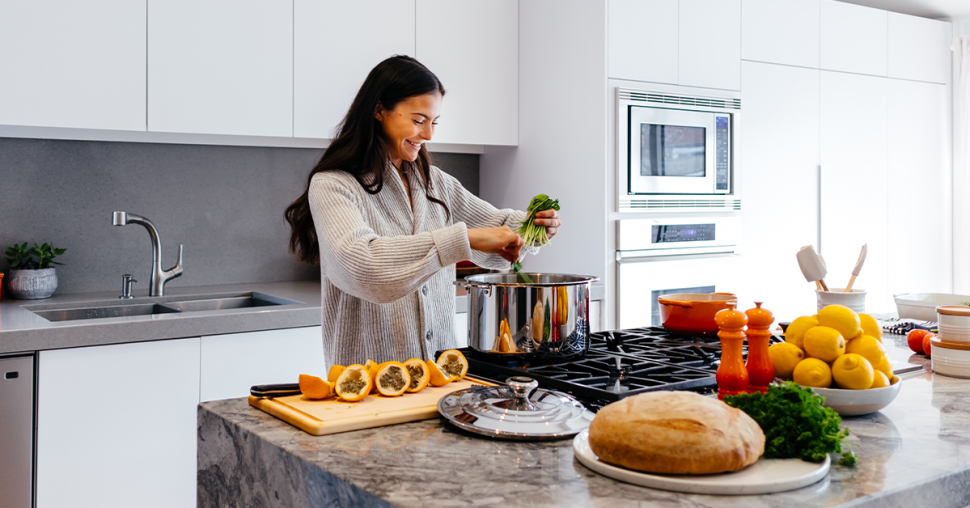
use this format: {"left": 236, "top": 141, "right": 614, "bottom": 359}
{"left": 376, "top": 92, "right": 442, "bottom": 168}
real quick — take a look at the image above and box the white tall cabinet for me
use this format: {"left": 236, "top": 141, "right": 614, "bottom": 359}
{"left": 294, "top": 0, "right": 415, "bottom": 139}
{"left": 0, "top": 0, "right": 146, "bottom": 131}
{"left": 36, "top": 339, "right": 201, "bottom": 508}
{"left": 147, "top": 0, "right": 294, "bottom": 136}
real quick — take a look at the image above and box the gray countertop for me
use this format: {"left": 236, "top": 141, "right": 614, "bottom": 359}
{"left": 0, "top": 279, "right": 604, "bottom": 355}
{"left": 196, "top": 334, "right": 970, "bottom": 508}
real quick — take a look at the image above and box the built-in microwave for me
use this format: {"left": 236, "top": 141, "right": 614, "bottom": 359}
{"left": 616, "top": 88, "right": 741, "bottom": 213}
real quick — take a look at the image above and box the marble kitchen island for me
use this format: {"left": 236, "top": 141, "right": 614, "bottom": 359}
{"left": 198, "top": 346, "right": 970, "bottom": 508}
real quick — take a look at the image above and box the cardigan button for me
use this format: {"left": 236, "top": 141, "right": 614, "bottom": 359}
{"left": 422, "top": 285, "right": 428, "bottom": 296}
{"left": 426, "top": 331, "right": 433, "bottom": 341}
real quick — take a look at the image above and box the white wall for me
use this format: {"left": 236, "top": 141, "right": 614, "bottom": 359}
{"left": 480, "top": 2, "right": 608, "bottom": 284}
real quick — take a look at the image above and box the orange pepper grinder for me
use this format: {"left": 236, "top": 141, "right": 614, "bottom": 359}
{"left": 745, "top": 302, "right": 775, "bottom": 394}
{"left": 715, "top": 302, "right": 748, "bottom": 400}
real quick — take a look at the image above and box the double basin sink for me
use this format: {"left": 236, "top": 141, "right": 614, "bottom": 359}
{"left": 28, "top": 292, "right": 302, "bottom": 322}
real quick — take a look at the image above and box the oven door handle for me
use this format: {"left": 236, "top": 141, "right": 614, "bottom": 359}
{"left": 616, "top": 247, "right": 739, "bottom": 263}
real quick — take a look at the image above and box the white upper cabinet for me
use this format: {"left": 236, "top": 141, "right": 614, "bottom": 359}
{"left": 820, "top": 0, "right": 887, "bottom": 76}
{"left": 200, "top": 327, "right": 325, "bottom": 402}
{"left": 679, "top": 0, "right": 741, "bottom": 90}
{"left": 148, "top": 0, "right": 293, "bottom": 137}
{"left": 608, "top": 0, "right": 679, "bottom": 85}
{"left": 887, "top": 79, "right": 951, "bottom": 295}
{"left": 0, "top": 1, "right": 146, "bottom": 131}
{"left": 888, "top": 13, "right": 951, "bottom": 84}
{"left": 741, "top": 0, "right": 819, "bottom": 68}
{"left": 294, "top": 1, "right": 415, "bottom": 139}
{"left": 416, "top": 0, "right": 518, "bottom": 146}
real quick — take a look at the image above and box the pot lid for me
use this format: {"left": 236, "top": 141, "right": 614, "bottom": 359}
{"left": 438, "top": 376, "right": 594, "bottom": 440}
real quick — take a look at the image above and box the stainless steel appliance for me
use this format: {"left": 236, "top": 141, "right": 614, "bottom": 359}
{"left": 0, "top": 355, "right": 34, "bottom": 508}
{"left": 616, "top": 88, "right": 741, "bottom": 212}
{"left": 456, "top": 273, "right": 598, "bottom": 358}
{"left": 616, "top": 216, "right": 741, "bottom": 329}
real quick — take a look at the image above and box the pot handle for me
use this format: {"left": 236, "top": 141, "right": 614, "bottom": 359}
{"left": 455, "top": 278, "right": 492, "bottom": 297}
{"left": 713, "top": 292, "right": 737, "bottom": 298}
{"left": 658, "top": 297, "right": 692, "bottom": 308}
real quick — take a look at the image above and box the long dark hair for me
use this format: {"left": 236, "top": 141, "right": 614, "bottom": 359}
{"left": 285, "top": 55, "right": 448, "bottom": 265}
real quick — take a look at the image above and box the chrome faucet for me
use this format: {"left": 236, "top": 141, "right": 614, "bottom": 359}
{"left": 112, "top": 211, "right": 183, "bottom": 296}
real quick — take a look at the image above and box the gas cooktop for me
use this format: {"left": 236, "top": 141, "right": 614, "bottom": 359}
{"left": 441, "top": 326, "right": 782, "bottom": 412}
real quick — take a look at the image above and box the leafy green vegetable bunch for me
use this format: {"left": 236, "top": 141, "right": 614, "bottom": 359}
{"left": 724, "top": 381, "right": 857, "bottom": 466}
{"left": 516, "top": 194, "right": 560, "bottom": 248}
{"left": 4, "top": 242, "right": 67, "bottom": 270}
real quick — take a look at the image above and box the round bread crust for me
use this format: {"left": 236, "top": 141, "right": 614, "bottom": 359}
{"left": 587, "top": 391, "right": 765, "bottom": 475}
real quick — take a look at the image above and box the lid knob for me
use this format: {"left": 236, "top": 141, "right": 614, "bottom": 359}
{"left": 506, "top": 376, "right": 539, "bottom": 412}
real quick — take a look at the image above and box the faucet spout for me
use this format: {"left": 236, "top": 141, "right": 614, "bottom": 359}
{"left": 112, "top": 211, "right": 184, "bottom": 296}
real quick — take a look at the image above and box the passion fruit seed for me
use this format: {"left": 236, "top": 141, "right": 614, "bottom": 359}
{"left": 443, "top": 358, "right": 462, "bottom": 377}
{"left": 380, "top": 367, "right": 408, "bottom": 391}
{"left": 340, "top": 378, "right": 367, "bottom": 394}
{"left": 407, "top": 365, "right": 425, "bottom": 390}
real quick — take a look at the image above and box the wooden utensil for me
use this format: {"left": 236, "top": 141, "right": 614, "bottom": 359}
{"left": 844, "top": 244, "right": 867, "bottom": 292}
{"left": 796, "top": 245, "right": 828, "bottom": 291}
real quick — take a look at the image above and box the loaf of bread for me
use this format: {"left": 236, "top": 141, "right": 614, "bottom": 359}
{"left": 588, "top": 391, "right": 765, "bottom": 474}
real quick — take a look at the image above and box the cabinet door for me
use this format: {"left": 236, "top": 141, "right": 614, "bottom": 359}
{"left": 820, "top": 0, "right": 887, "bottom": 76}
{"left": 36, "top": 339, "right": 200, "bottom": 508}
{"left": 888, "top": 13, "right": 950, "bottom": 84}
{"left": 416, "top": 0, "right": 518, "bottom": 145}
{"left": 148, "top": 0, "right": 293, "bottom": 136}
{"left": 0, "top": 1, "right": 146, "bottom": 131}
{"left": 200, "top": 327, "right": 324, "bottom": 402}
{"left": 820, "top": 71, "right": 889, "bottom": 312}
{"left": 740, "top": 61, "right": 820, "bottom": 321}
{"left": 679, "top": 0, "right": 741, "bottom": 90}
{"left": 887, "top": 79, "right": 951, "bottom": 296}
{"left": 294, "top": 0, "right": 415, "bottom": 139}
{"left": 741, "top": 0, "right": 819, "bottom": 68}
{"left": 607, "top": 0, "right": 678, "bottom": 85}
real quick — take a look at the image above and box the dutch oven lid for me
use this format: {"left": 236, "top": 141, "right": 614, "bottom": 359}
{"left": 438, "top": 377, "right": 594, "bottom": 440}
{"left": 463, "top": 273, "right": 598, "bottom": 287}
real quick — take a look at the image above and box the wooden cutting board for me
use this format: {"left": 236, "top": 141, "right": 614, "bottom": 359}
{"left": 249, "top": 377, "right": 495, "bottom": 436}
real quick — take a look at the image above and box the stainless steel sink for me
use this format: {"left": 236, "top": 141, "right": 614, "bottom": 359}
{"left": 27, "top": 292, "right": 302, "bottom": 322}
{"left": 32, "top": 303, "right": 182, "bottom": 322}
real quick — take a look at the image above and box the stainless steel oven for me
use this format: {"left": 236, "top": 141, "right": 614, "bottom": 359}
{"left": 617, "top": 88, "right": 741, "bottom": 213}
{"left": 616, "top": 216, "right": 741, "bottom": 329}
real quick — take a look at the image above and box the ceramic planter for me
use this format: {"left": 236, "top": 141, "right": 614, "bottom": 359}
{"left": 8, "top": 268, "right": 58, "bottom": 300}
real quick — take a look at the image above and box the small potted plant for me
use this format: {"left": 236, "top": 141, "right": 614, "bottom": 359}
{"left": 4, "top": 242, "right": 66, "bottom": 300}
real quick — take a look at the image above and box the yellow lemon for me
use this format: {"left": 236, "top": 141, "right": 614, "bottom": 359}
{"left": 793, "top": 358, "right": 833, "bottom": 388}
{"left": 859, "top": 313, "right": 882, "bottom": 339}
{"left": 817, "top": 305, "right": 861, "bottom": 340}
{"left": 873, "top": 356, "right": 893, "bottom": 378}
{"left": 803, "top": 326, "right": 846, "bottom": 362}
{"left": 785, "top": 315, "right": 819, "bottom": 349}
{"left": 845, "top": 335, "right": 886, "bottom": 367}
{"left": 870, "top": 370, "right": 891, "bottom": 389}
{"left": 769, "top": 342, "right": 805, "bottom": 379}
{"left": 832, "top": 354, "right": 875, "bottom": 390}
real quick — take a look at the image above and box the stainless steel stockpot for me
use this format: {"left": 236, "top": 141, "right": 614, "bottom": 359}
{"left": 455, "top": 273, "right": 598, "bottom": 359}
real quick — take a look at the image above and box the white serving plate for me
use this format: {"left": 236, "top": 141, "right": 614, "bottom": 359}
{"left": 572, "top": 429, "right": 830, "bottom": 495}
{"left": 894, "top": 293, "right": 970, "bottom": 321}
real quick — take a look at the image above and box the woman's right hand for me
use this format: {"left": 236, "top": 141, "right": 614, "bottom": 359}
{"left": 468, "top": 226, "right": 524, "bottom": 263}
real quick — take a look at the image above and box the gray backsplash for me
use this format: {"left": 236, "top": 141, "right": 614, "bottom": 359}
{"left": 0, "top": 137, "right": 479, "bottom": 295}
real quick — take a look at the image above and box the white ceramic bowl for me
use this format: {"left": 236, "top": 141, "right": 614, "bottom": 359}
{"left": 894, "top": 293, "right": 970, "bottom": 322}
{"left": 931, "top": 341, "right": 970, "bottom": 379}
{"left": 811, "top": 381, "right": 901, "bottom": 416}
{"left": 816, "top": 289, "right": 866, "bottom": 313}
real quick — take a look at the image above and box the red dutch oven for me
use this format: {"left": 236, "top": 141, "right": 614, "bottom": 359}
{"left": 657, "top": 293, "right": 738, "bottom": 335}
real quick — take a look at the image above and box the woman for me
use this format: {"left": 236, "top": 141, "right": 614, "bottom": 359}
{"left": 285, "top": 55, "right": 560, "bottom": 367}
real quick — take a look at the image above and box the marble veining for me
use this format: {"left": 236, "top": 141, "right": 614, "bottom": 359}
{"left": 199, "top": 361, "right": 970, "bottom": 508}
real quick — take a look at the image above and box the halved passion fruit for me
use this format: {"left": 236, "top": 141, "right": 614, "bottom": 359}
{"left": 364, "top": 359, "right": 380, "bottom": 392}
{"left": 327, "top": 364, "right": 346, "bottom": 384}
{"left": 426, "top": 359, "right": 455, "bottom": 387}
{"left": 436, "top": 349, "right": 469, "bottom": 381}
{"left": 374, "top": 361, "right": 411, "bottom": 397}
{"left": 334, "top": 364, "right": 373, "bottom": 402}
{"left": 403, "top": 358, "right": 430, "bottom": 393}
{"left": 298, "top": 373, "right": 333, "bottom": 400}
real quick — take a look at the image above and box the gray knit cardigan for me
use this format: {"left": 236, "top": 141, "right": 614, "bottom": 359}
{"left": 308, "top": 163, "right": 525, "bottom": 368}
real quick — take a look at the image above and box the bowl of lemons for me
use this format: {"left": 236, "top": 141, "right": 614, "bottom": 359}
{"left": 769, "top": 305, "right": 901, "bottom": 416}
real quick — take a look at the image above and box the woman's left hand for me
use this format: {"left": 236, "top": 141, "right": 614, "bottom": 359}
{"left": 534, "top": 209, "right": 561, "bottom": 240}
